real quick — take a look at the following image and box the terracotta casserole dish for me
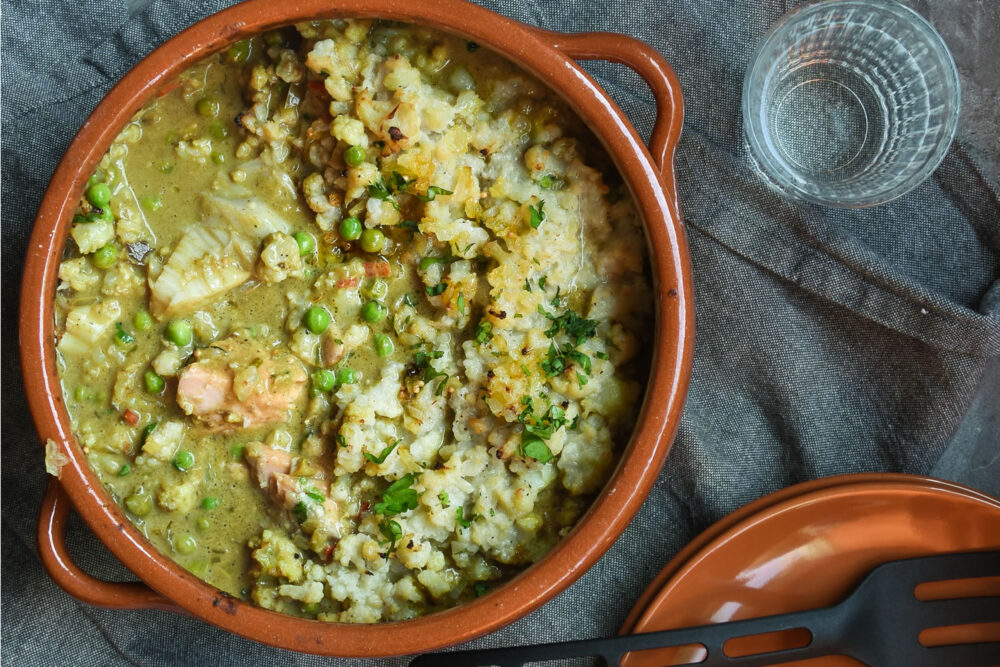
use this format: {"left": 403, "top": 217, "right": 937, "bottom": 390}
{"left": 20, "top": 0, "right": 693, "bottom": 656}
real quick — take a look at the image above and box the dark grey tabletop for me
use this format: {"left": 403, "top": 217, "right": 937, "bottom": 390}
{"left": 3, "top": 1, "right": 998, "bottom": 665}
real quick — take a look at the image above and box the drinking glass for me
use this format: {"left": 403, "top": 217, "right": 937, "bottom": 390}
{"left": 742, "top": 0, "right": 960, "bottom": 207}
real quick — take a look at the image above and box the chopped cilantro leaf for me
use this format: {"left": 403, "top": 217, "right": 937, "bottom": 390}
{"left": 528, "top": 200, "right": 546, "bottom": 229}
{"left": 367, "top": 178, "right": 400, "bottom": 210}
{"left": 364, "top": 439, "right": 401, "bottom": 465}
{"left": 438, "top": 490, "right": 450, "bottom": 508}
{"left": 537, "top": 275, "right": 548, "bottom": 290}
{"left": 304, "top": 487, "right": 325, "bottom": 503}
{"left": 426, "top": 283, "right": 447, "bottom": 297}
{"left": 521, "top": 434, "right": 554, "bottom": 463}
{"left": 474, "top": 319, "right": 493, "bottom": 345}
{"left": 373, "top": 473, "right": 418, "bottom": 516}
{"left": 457, "top": 293, "right": 466, "bottom": 315}
{"left": 292, "top": 501, "right": 308, "bottom": 523}
{"left": 417, "top": 185, "right": 453, "bottom": 202}
{"left": 456, "top": 506, "right": 476, "bottom": 528}
{"left": 379, "top": 519, "right": 402, "bottom": 551}
{"left": 336, "top": 434, "right": 347, "bottom": 448}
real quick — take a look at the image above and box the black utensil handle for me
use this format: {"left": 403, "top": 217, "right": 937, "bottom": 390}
{"left": 408, "top": 604, "right": 848, "bottom": 667}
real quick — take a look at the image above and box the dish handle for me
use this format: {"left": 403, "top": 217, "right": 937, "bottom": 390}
{"left": 38, "top": 479, "right": 181, "bottom": 611}
{"left": 532, "top": 29, "right": 684, "bottom": 210}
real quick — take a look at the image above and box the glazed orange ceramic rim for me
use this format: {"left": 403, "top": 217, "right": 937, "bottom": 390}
{"left": 620, "top": 473, "right": 1000, "bottom": 635}
{"left": 20, "top": 0, "right": 693, "bottom": 657}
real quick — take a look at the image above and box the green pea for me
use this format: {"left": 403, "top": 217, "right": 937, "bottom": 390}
{"left": 174, "top": 533, "right": 197, "bottom": 555}
{"left": 210, "top": 151, "right": 225, "bottom": 165}
{"left": 144, "top": 369, "right": 165, "bottom": 394}
{"left": 293, "top": 231, "right": 316, "bottom": 256}
{"left": 336, "top": 368, "right": 356, "bottom": 385}
{"left": 196, "top": 97, "right": 220, "bottom": 118}
{"left": 117, "top": 464, "right": 131, "bottom": 477}
{"left": 339, "top": 216, "right": 362, "bottom": 241}
{"left": 201, "top": 497, "right": 220, "bottom": 510}
{"left": 373, "top": 333, "right": 394, "bottom": 357}
{"left": 344, "top": 145, "right": 366, "bottom": 167}
{"left": 311, "top": 369, "right": 337, "bottom": 392}
{"left": 165, "top": 319, "right": 193, "bottom": 346}
{"left": 86, "top": 182, "right": 112, "bottom": 208}
{"left": 264, "top": 29, "right": 284, "bottom": 46}
{"left": 125, "top": 493, "right": 152, "bottom": 516}
{"left": 133, "top": 310, "right": 154, "bottom": 331}
{"left": 225, "top": 39, "right": 251, "bottom": 65}
{"left": 303, "top": 306, "right": 331, "bottom": 334}
{"left": 362, "top": 278, "right": 388, "bottom": 300}
{"left": 360, "top": 228, "right": 385, "bottom": 253}
{"left": 173, "top": 449, "right": 195, "bottom": 472}
{"left": 195, "top": 516, "right": 212, "bottom": 531}
{"left": 361, "top": 300, "right": 388, "bottom": 323}
{"left": 140, "top": 195, "right": 162, "bottom": 212}
{"left": 208, "top": 122, "right": 229, "bottom": 140}
{"left": 91, "top": 244, "right": 118, "bottom": 270}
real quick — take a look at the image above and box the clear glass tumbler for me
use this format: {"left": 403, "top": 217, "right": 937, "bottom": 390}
{"left": 742, "top": 0, "right": 960, "bottom": 207}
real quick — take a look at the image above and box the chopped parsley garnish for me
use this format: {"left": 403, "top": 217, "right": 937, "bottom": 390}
{"left": 292, "top": 501, "right": 308, "bottom": 523}
{"left": 389, "top": 172, "right": 411, "bottom": 191}
{"left": 523, "top": 278, "right": 532, "bottom": 292}
{"left": 336, "top": 434, "right": 348, "bottom": 448}
{"left": 540, "top": 308, "right": 597, "bottom": 345}
{"left": 304, "top": 487, "right": 325, "bottom": 503}
{"left": 576, "top": 372, "right": 589, "bottom": 388}
{"left": 426, "top": 283, "right": 447, "bottom": 297}
{"left": 114, "top": 323, "right": 135, "bottom": 346}
{"left": 539, "top": 174, "right": 557, "bottom": 190}
{"left": 516, "top": 400, "right": 567, "bottom": 463}
{"left": 457, "top": 293, "right": 466, "bottom": 315}
{"left": 419, "top": 253, "right": 453, "bottom": 271}
{"left": 456, "top": 506, "right": 476, "bottom": 528}
{"left": 364, "top": 439, "right": 401, "bottom": 465}
{"left": 373, "top": 473, "right": 418, "bottom": 516}
{"left": 399, "top": 219, "right": 420, "bottom": 233}
{"left": 521, "top": 434, "right": 553, "bottom": 463}
{"left": 438, "top": 490, "right": 450, "bottom": 508}
{"left": 595, "top": 351, "right": 610, "bottom": 360}
{"left": 367, "top": 178, "right": 400, "bottom": 210}
{"left": 537, "top": 275, "right": 548, "bottom": 290}
{"left": 417, "top": 185, "right": 453, "bottom": 202}
{"left": 528, "top": 200, "right": 546, "bottom": 229}
{"left": 379, "top": 518, "right": 402, "bottom": 551}
{"left": 473, "top": 319, "right": 493, "bottom": 345}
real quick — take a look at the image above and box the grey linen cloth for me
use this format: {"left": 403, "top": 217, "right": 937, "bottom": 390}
{"left": 3, "top": 0, "right": 998, "bottom": 664}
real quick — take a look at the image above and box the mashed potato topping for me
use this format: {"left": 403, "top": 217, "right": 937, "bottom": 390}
{"left": 54, "top": 20, "right": 652, "bottom": 621}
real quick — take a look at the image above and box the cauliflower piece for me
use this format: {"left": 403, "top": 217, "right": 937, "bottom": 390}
{"left": 258, "top": 232, "right": 303, "bottom": 283}
{"left": 58, "top": 257, "right": 99, "bottom": 292}
{"left": 138, "top": 420, "right": 186, "bottom": 464}
{"left": 57, "top": 299, "right": 121, "bottom": 356}
{"left": 331, "top": 115, "right": 367, "bottom": 147}
{"left": 157, "top": 474, "right": 201, "bottom": 512}
{"left": 252, "top": 529, "right": 304, "bottom": 582}
{"left": 70, "top": 219, "right": 114, "bottom": 254}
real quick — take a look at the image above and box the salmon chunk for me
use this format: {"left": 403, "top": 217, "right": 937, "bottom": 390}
{"left": 177, "top": 334, "right": 307, "bottom": 429}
